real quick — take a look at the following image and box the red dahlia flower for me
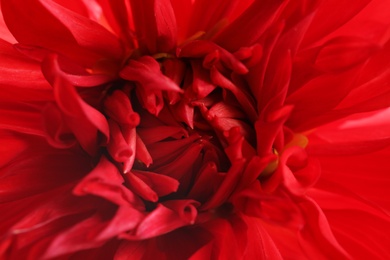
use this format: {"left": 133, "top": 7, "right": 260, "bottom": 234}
{"left": 1, "top": 0, "right": 390, "bottom": 259}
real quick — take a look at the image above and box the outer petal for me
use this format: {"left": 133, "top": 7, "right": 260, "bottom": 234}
{"left": 42, "top": 55, "right": 110, "bottom": 155}
{"left": 215, "top": 0, "right": 287, "bottom": 52}
{"left": 0, "top": 39, "right": 52, "bottom": 101}
{"left": 0, "top": 141, "right": 90, "bottom": 203}
{"left": 185, "top": 0, "right": 253, "bottom": 40}
{"left": 309, "top": 183, "right": 390, "bottom": 259}
{"left": 301, "top": 0, "right": 371, "bottom": 47}
{"left": 129, "top": 0, "right": 177, "bottom": 53}
{"left": 0, "top": 2, "right": 16, "bottom": 43}
{"left": 307, "top": 108, "right": 390, "bottom": 155}
{"left": 1, "top": 0, "right": 122, "bottom": 66}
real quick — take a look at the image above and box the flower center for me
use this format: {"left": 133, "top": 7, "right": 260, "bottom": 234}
{"left": 100, "top": 40, "right": 263, "bottom": 212}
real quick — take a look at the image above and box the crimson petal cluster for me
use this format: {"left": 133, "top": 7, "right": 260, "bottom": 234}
{"left": 1, "top": 0, "right": 390, "bottom": 259}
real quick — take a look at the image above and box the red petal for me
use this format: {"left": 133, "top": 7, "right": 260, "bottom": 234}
{"left": 186, "top": 0, "right": 253, "bottom": 40}
{"left": 310, "top": 184, "right": 390, "bottom": 259}
{"left": 0, "top": 102, "right": 46, "bottom": 136}
{"left": 315, "top": 36, "right": 379, "bottom": 72}
{"left": 38, "top": 0, "right": 123, "bottom": 60}
{"left": 297, "top": 198, "right": 350, "bottom": 258}
{"left": 313, "top": 142, "right": 390, "bottom": 212}
{"left": 0, "top": 39, "right": 52, "bottom": 102}
{"left": 240, "top": 215, "right": 284, "bottom": 259}
{"left": 107, "top": 120, "right": 134, "bottom": 164}
{"left": 0, "top": 131, "right": 28, "bottom": 168}
{"left": 179, "top": 40, "right": 248, "bottom": 74}
{"left": 215, "top": 0, "right": 287, "bottom": 52}
{"left": 154, "top": 142, "right": 203, "bottom": 181}
{"left": 129, "top": 0, "right": 177, "bottom": 53}
{"left": 137, "top": 125, "right": 186, "bottom": 145}
{"left": 96, "top": 0, "right": 133, "bottom": 45}
{"left": 120, "top": 56, "right": 182, "bottom": 92}
{"left": 42, "top": 103, "right": 76, "bottom": 148}
{"left": 334, "top": 40, "right": 390, "bottom": 113}
{"left": 0, "top": 6, "right": 16, "bottom": 43}
{"left": 271, "top": 147, "right": 320, "bottom": 195}
{"left": 286, "top": 68, "right": 363, "bottom": 131}
{"left": 210, "top": 66, "right": 256, "bottom": 120}
{"left": 170, "top": 0, "right": 193, "bottom": 41}
{"left": 97, "top": 206, "right": 144, "bottom": 240}
{"left": 5, "top": 188, "right": 95, "bottom": 237}
{"left": 155, "top": 226, "right": 213, "bottom": 260}
{"left": 115, "top": 241, "right": 149, "bottom": 260}
{"left": 307, "top": 108, "right": 390, "bottom": 155}
{"left": 44, "top": 212, "right": 110, "bottom": 258}
{"left": 42, "top": 55, "right": 109, "bottom": 155}
{"left": 131, "top": 200, "right": 199, "bottom": 239}
{"left": 1, "top": 0, "right": 121, "bottom": 66}
{"left": 302, "top": 0, "right": 371, "bottom": 47}
{"left": 133, "top": 170, "right": 179, "bottom": 197}
{"left": 135, "top": 134, "right": 153, "bottom": 167}
{"left": 104, "top": 90, "right": 140, "bottom": 127}
{"left": 146, "top": 134, "right": 199, "bottom": 167}
{"left": 124, "top": 172, "right": 158, "bottom": 202}
{"left": 202, "top": 159, "right": 246, "bottom": 210}
{"left": 188, "top": 162, "right": 220, "bottom": 203}
{"left": 0, "top": 147, "right": 90, "bottom": 203}
{"left": 73, "top": 157, "right": 140, "bottom": 207}
{"left": 191, "top": 61, "right": 216, "bottom": 99}
{"left": 51, "top": 0, "right": 90, "bottom": 17}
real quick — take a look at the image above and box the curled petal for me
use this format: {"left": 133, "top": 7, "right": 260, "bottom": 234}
{"left": 279, "top": 147, "right": 320, "bottom": 195}
{"left": 104, "top": 90, "right": 140, "bottom": 127}
{"left": 73, "top": 157, "right": 140, "bottom": 207}
{"left": 120, "top": 56, "right": 182, "bottom": 92}
{"left": 42, "top": 55, "right": 109, "bottom": 154}
{"left": 128, "top": 200, "right": 199, "bottom": 239}
{"left": 210, "top": 66, "right": 257, "bottom": 120}
{"left": 42, "top": 103, "right": 76, "bottom": 148}
{"left": 179, "top": 40, "right": 248, "bottom": 74}
{"left": 107, "top": 120, "right": 133, "bottom": 164}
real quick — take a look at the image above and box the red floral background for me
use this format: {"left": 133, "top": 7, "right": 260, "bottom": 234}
{"left": 1, "top": 0, "right": 390, "bottom": 259}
